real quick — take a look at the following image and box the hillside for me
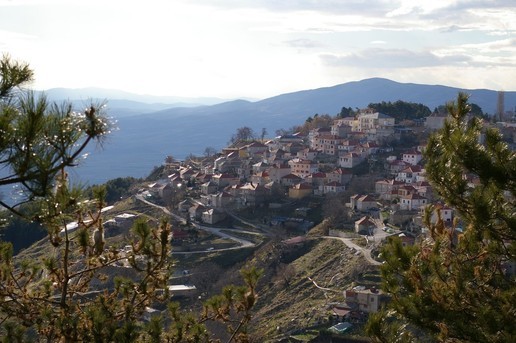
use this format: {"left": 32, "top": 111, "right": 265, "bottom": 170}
{"left": 10, "top": 187, "right": 379, "bottom": 341}
{"left": 248, "top": 237, "right": 375, "bottom": 341}
{"left": 72, "top": 78, "right": 516, "bottom": 185}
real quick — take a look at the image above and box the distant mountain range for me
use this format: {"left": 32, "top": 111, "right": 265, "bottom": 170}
{"left": 40, "top": 87, "right": 231, "bottom": 117}
{"left": 49, "top": 78, "right": 515, "bottom": 185}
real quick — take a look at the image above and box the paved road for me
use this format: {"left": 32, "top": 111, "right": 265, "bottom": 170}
{"left": 135, "top": 194, "right": 257, "bottom": 253}
{"left": 191, "top": 222, "right": 255, "bottom": 248}
{"left": 136, "top": 193, "right": 394, "bottom": 263}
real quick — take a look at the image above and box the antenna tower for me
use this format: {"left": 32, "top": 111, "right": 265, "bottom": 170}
{"left": 496, "top": 91, "right": 505, "bottom": 121}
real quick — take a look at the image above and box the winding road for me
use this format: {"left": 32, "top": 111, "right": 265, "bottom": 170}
{"left": 323, "top": 236, "right": 382, "bottom": 266}
{"left": 136, "top": 194, "right": 386, "bottom": 264}
{"left": 135, "top": 194, "right": 257, "bottom": 253}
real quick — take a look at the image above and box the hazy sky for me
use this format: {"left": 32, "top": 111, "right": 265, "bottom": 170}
{"left": 1, "top": 0, "right": 515, "bottom": 99}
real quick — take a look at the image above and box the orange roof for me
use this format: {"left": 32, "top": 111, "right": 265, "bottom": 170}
{"left": 401, "top": 165, "right": 423, "bottom": 173}
{"left": 355, "top": 216, "right": 375, "bottom": 226}
{"left": 358, "top": 195, "right": 376, "bottom": 202}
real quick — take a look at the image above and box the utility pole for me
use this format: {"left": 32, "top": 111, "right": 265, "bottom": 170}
{"left": 496, "top": 91, "right": 505, "bottom": 121}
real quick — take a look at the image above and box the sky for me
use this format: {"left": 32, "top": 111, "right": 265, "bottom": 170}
{"left": 1, "top": 0, "right": 515, "bottom": 99}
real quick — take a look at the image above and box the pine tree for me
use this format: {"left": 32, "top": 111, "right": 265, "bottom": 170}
{"left": 366, "top": 92, "right": 516, "bottom": 342}
{"left": 0, "top": 55, "right": 261, "bottom": 341}
{"left": 0, "top": 54, "right": 110, "bottom": 218}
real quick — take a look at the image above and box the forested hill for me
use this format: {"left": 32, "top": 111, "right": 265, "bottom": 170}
{"left": 366, "top": 101, "right": 432, "bottom": 121}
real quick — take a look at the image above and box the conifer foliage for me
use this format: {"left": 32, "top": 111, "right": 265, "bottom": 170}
{"left": 0, "top": 54, "right": 110, "bottom": 217}
{"left": 0, "top": 55, "right": 261, "bottom": 341}
{"left": 367, "top": 93, "right": 515, "bottom": 342}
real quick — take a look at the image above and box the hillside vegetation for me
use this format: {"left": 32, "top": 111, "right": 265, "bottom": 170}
{"left": 249, "top": 237, "right": 373, "bottom": 341}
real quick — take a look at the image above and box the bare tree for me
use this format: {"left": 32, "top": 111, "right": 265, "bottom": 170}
{"left": 260, "top": 127, "right": 267, "bottom": 142}
{"left": 322, "top": 194, "right": 350, "bottom": 227}
{"left": 230, "top": 126, "right": 255, "bottom": 145}
{"left": 274, "top": 263, "right": 296, "bottom": 288}
{"left": 204, "top": 146, "right": 217, "bottom": 157}
{"left": 164, "top": 155, "right": 175, "bottom": 164}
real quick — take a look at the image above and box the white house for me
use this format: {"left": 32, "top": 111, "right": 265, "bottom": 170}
{"left": 354, "top": 216, "right": 376, "bottom": 234}
{"left": 288, "top": 158, "right": 319, "bottom": 178}
{"left": 280, "top": 173, "right": 303, "bottom": 187}
{"left": 202, "top": 208, "right": 226, "bottom": 224}
{"left": 350, "top": 194, "right": 377, "bottom": 211}
{"left": 252, "top": 161, "right": 269, "bottom": 174}
{"left": 345, "top": 287, "right": 385, "bottom": 313}
{"left": 207, "top": 191, "right": 233, "bottom": 208}
{"left": 322, "top": 181, "right": 346, "bottom": 194}
{"left": 399, "top": 193, "right": 428, "bottom": 210}
{"left": 428, "top": 204, "right": 454, "bottom": 224}
{"left": 337, "top": 139, "right": 360, "bottom": 153}
{"left": 396, "top": 165, "right": 424, "bottom": 184}
{"left": 402, "top": 150, "right": 423, "bottom": 166}
{"left": 357, "top": 112, "right": 395, "bottom": 132}
{"left": 326, "top": 168, "right": 353, "bottom": 185}
{"left": 296, "top": 148, "right": 319, "bottom": 161}
{"left": 339, "top": 152, "right": 364, "bottom": 168}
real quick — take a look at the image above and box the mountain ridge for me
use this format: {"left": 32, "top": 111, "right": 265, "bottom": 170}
{"left": 41, "top": 87, "right": 230, "bottom": 106}
{"left": 63, "top": 78, "right": 515, "bottom": 185}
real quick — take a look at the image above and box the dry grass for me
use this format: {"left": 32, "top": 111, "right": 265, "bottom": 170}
{"left": 250, "top": 238, "right": 373, "bottom": 341}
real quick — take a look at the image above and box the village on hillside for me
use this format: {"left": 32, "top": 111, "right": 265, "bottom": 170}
{"left": 4, "top": 97, "right": 514, "bottom": 340}
{"left": 146, "top": 106, "right": 514, "bottom": 237}
{"left": 129, "top": 105, "right": 515, "bottom": 334}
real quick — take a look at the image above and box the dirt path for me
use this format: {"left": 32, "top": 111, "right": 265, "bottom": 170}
{"left": 323, "top": 236, "right": 381, "bottom": 266}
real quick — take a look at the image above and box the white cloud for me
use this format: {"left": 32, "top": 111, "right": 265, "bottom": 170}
{"left": 284, "top": 38, "right": 323, "bottom": 49}
{"left": 321, "top": 48, "right": 472, "bottom": 69}
{"left": 185, "top": 0, "right": 399, "bottom": 16}
{"left": 1, "top": 0, "right": 515, "bottom": 98}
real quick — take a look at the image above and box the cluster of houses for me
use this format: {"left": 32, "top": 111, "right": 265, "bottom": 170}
{"left": 144, "top": 109, "right": 403, "bottom": 224}
{"left": 146, "top": 108, "right": 509, "bottom": 232}
{"left": 349, "top": 144, "right": 458, "bottom": 234}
